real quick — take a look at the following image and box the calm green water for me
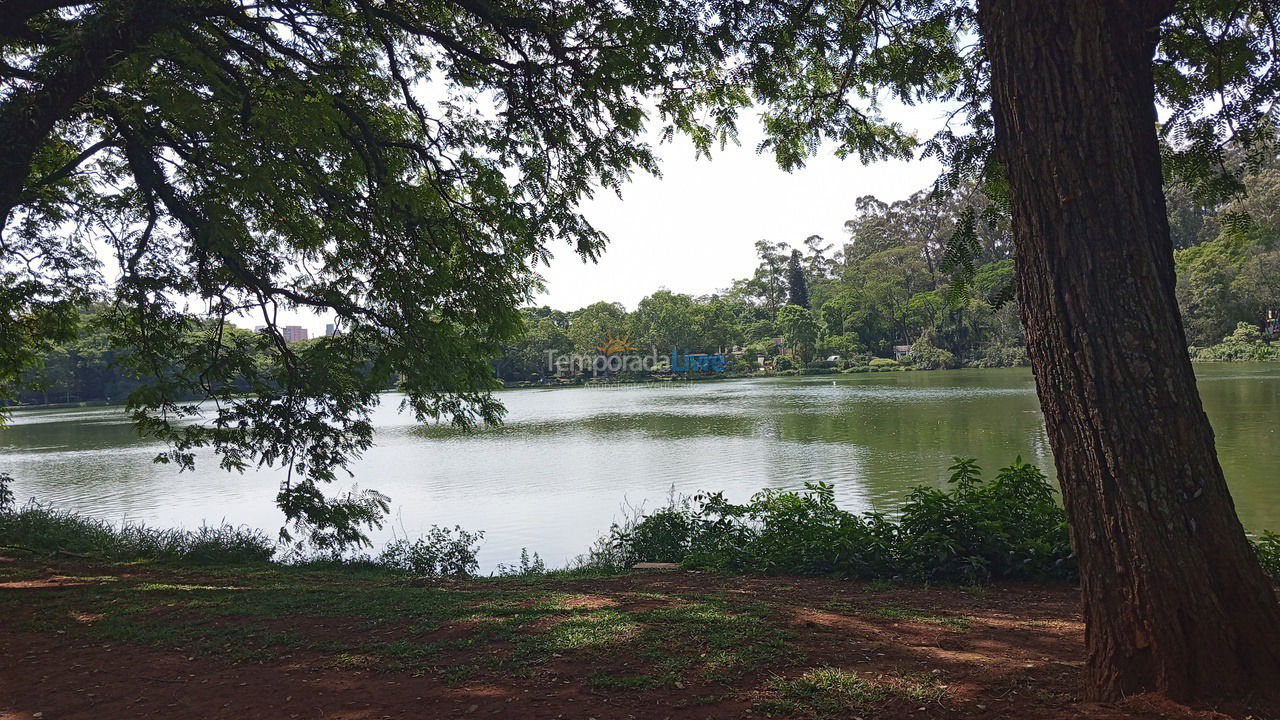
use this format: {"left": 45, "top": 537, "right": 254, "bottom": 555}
{"left": 2, "top": 364, "right": 1277, "bottom": 571}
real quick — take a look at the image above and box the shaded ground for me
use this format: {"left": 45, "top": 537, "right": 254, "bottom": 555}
{"left": 0, "top": 555, "right": 1268, "bottom": 719}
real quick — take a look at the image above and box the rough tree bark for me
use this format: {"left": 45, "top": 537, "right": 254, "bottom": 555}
{"left": 977, "top": 0, "right": 1280, "bottom": 704}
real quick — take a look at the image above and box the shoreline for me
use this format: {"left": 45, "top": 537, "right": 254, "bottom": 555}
{"left": 9, "top": 359, "right": 1279, "bottom": 410}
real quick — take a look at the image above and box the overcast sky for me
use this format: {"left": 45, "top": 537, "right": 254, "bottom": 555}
{"left": 536, "top": 111, "right": 945, "bottom": 312}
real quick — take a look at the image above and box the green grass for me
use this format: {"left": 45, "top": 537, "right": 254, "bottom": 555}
{"left": 869, "top": 604, "right": 971, "bottom": 628}
{"left": 756, "top": 667, "right": 948, "bottom": 718}
{"left": 0, "top": 555, "right": 995, "bottom": 718}
{"left": 1, "top": 560, "right": 803, "bottom": 687}
{"left": 513, "top": 609, "right": 639, "bottom": 660}
{"left": 0, "top": 506, "right": 275, "bottom": 564}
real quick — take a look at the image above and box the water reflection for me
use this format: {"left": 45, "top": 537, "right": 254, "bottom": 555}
{"left": 1, "top": 364, "right": 1276, "bottom": 571}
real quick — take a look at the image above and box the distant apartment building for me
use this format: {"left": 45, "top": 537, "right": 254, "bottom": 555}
{"left": 324, "top": 323, "right": 339, "bottom": 336}
{"left": 281, "top": 325, "right": 309, "bottom": 343}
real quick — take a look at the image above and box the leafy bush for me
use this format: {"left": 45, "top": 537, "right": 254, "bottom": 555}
{"left": 772, "top": 356, "right": 797, "bottom": 371}
{"left": 893, "top": 458, "right": 1071, "bottom": 583}
{"left": 1254, "top": 531, "right": 1280, "bottom": 582}
{"left": 966, "top": 342, "right": 1030, "bottom": 368}
{"left": 376, "top": 525, "right": 483, "bottom": 576}
{"left": 1191, "top": 322, "right": 1280, "bottom": 361}
{"left": 0, "top": 494, "right": 491, "bottom": 576}
{"left": 905, "top": 338, "right": 959, "bottom": 370}
{"left": 494, "top": 547, "right": 548, "bottom": 576}
{"left": 611, "top": 505, "right": 694, "bottom": 563}
{"left": 868, "top": 357, "right": 899, "bottom": 368}
{"left": 610, "top": 457, "right": 1075, "bottom": 583}
{"left": 0, "top": 472, "right": 13, "bottom": 514}
{"left": 0, "top": 504, "right": 275, "bottom": 564}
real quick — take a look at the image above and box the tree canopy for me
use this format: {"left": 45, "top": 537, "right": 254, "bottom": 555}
{"left": 2, "top": 0, "right": 983, "bottom": 546}
{"left": 4, "top": 0, "right": 1276, "bottom": 546}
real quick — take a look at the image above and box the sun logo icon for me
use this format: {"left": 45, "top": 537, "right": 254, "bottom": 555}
{"left": 593, "top": 332, "right": 637, "bottom": 355}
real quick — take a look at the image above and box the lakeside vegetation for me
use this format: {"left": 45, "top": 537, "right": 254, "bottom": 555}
{"left": 4, "top": 458, "right": 1277, "bottom": 718}
{"left": 4, "top": 461, "right": 1276, "bottom": 586}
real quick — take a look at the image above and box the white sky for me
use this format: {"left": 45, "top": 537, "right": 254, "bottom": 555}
{"left": 536, "top": 109, "right": 945, "bottom": 312}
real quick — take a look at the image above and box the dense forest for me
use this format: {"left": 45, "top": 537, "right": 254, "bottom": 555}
{"left": 9, "top": 161, "right": 1280, "bottom": 404}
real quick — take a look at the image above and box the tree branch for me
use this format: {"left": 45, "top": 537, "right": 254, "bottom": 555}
{"left": 0, "top": 0, "right": 209, "bottom": 228}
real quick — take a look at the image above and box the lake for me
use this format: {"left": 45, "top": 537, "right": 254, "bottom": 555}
{"left": 2, "top": 364, "right": 1277, "bottom": 572}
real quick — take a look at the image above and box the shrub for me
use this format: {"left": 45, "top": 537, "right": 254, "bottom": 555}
{"left": 1192, "top": 322, "right": 1280, "bottom": 362}
{"left": 773, "top": 356, "right": 797, "bottom": 371}
{"left": 966, "top": 342, "right": 1030, "bottom": 368}
{"left": 0, "top": 473, "right": 13, "bottom": 514}
{"left": 868, "top": 357, "right": 898, "bottom": 368}
{"left": 494, "top": 547, "right": 548, "bottom": 576}
{"left": 611, "top": 457, "right": 1075, "bottom": 583}
{"left": 376, "top": 525, "right": 483, "bottom": 576}
{"left": 612, "top": 505, "right": 693, "bottom": 563}
{"left": 894, "top": 458, "right": 1071, "bottom": 583}
{"left": 905, "top": 338, "right": 958, "bottom": 370}
{"left": 1254, "top": 531, "right": 1280, "bottom": 582}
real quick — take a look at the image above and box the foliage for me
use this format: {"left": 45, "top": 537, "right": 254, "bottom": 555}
{"left": 786, "top": 250, "right": 810, "bottom": 308}
{"left": 904, "top": 335, "right": 958, "bottom": 370}
{"left": 1170, "top": 155, "right": 1280, "bottom": 346}
{"left": 483, "top": 153, "right": 1280, "bottom": 382}
{"left": 772, "top": 356, "right": 798, "bottom": 372}
{"left": 0, "top": 497, "right": 494, "bottom": 576}
{"left": 8, "top": 0, "right": 864, "bottom": 546}
{"left": 0, "top": 472, "right": 13, "bottom": 513}
{"left": 1191, "top": 322, "right": 1280, "bottom": 362}
{"left": 375, "top": 526, "right": 483, "bottom": 577}
{"left": 611, "top": 457, "right": 1074, "bottom": 584}
{"left": 0, "top": 504, "right": 275, "bottom": 564}
{"left": 493, "top": 548, "right": 548, "bottom": 577}
{"left": 1253, "top": 531, "right": 1280, "bottom": 583}
{"left": 6, "top": 0, "right": 1280, "bottom": 550}
{"left": 610, "top": 505, "right": 695, "bottom": 564}
{"left": 776, "top": 304, "right": 822, "bottom": 363}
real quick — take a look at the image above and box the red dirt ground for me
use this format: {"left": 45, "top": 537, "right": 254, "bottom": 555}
{"left": 0, "top": 556, "right": 1274, "bottom": 720}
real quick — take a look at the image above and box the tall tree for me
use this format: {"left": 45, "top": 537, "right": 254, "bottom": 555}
{"left": 785, "top": 249, "right": 809, "bottom": 308}
{"left": 977, "top": 1, "right": 1280, "bottom": 700}
{"left": 775, "top": 304, "right": 819, "bottom": 362}
{"left": 802, "top": 234, "right": 836, "bottom": 280}
{"left": 748, "top": 239, "right": 791, "bottom": 319}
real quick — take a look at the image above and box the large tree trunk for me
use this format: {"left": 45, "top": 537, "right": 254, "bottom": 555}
{"left": 977, "top": 0, "right": 1280, "bottom": 705}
